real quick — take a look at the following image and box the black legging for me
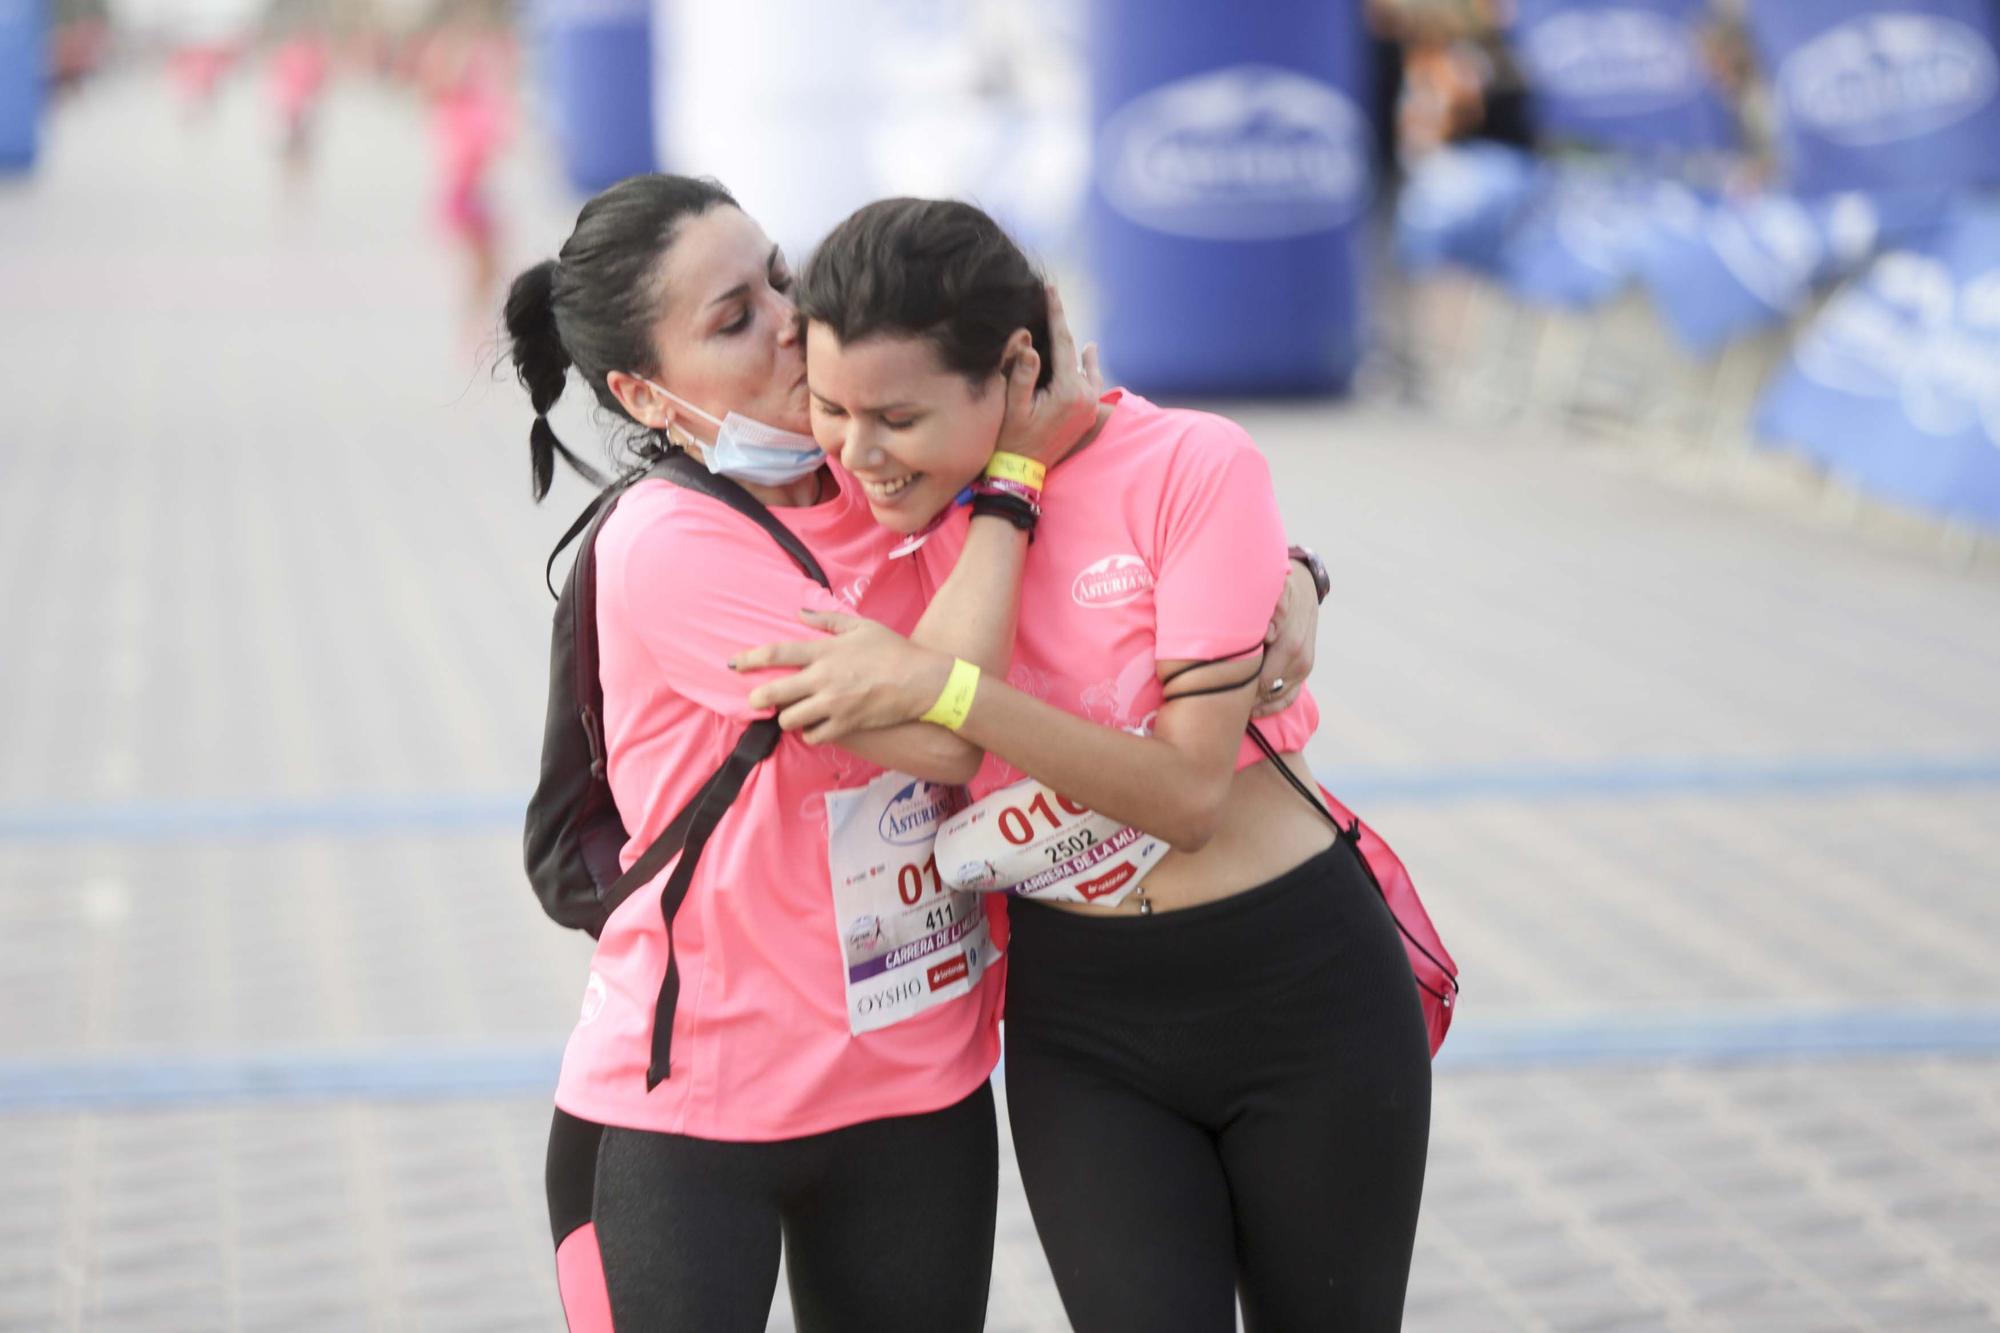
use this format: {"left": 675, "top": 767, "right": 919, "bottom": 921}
{"left": 546, "top": 1082, "right": 998, "bottom": 1332}
{"left": 1003, "top": 841, "right": 1433, "bottom": 1332}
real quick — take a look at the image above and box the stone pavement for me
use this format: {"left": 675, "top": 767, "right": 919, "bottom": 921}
{"left": 2, "top": 69, "right": 1998, "bottom": 1331}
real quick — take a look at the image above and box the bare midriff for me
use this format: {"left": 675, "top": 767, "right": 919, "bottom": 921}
{"left": 1040, "top": 751, "right": 1337, "bottom": 917}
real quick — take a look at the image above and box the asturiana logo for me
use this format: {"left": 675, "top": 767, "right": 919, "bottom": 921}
{"left": 1071, "top": 554, "right": 1154, "bottom": 609}
{"left": 579, "top": 972, "right": 608, "bottom": 1024}
{"left": 1520, "top": 9, "right": 1698, "bottom": 112}
{"left": 1097, "top": 64, "right": 1369, "bottom": 241}
{"left": 878, "top": 781, "right": 956, "bottom": 846}
{"left": 1794, "top": 253, "right": 2000, "bottom": 446}
{"left": 1780, "top": 13, "right": 1998, "bottom": 147}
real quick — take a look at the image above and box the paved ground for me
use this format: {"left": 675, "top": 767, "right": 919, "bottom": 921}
{"left": 3, "top": 67, "right": 1999, "bottom": 1331}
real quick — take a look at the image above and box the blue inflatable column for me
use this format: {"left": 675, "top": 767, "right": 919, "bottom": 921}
{"left": 1088, "top": 0, "right": 1373, "bottom": 396}
{"left": 0, "top": 0, "right": 45, "bottom": 173}
{"left": 534, "top": 0, "right": 656, "bottom": 195}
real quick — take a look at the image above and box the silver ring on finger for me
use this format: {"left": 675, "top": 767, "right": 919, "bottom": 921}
{"left": 1267, "top": 676, "right": 1286, "bottom": 695}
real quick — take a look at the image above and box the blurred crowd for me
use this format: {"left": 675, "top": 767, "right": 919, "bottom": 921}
{"left": 41, "top": 0, "right": 517, "bottom": 330}
{"left": 1367, "top": 0, "right": 1773, "bottom": 182}
{"left": 1363, "top": 0, "right": 2000, "bottom": 530}
{"left": 26, "top": 0, "right": 1997, "bottom": 526}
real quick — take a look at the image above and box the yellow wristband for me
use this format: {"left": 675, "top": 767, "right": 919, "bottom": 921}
{"left": 919, "top": 658, "right": 981, "bottom": 732}
{"left": 983, "top": 451, "right": 1046, "bottom": 493}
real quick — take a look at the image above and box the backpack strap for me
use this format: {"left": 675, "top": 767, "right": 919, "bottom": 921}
{"left": 642, "top": 717, "right": 782, "bottom": 1088}
{"left": 578, "top": 449, "right": 832, "bottom": 1086}
{"left": 546, "top": 480, "right": 624, "bottom": 600}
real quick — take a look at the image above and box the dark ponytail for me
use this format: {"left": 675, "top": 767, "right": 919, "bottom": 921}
{"left": 797, "top": 198, "right": 1053, "bottom": 394}
{"left": 501, "top": 174, "right": 739, "bottom": 502}
{"left": 504, "top": 259, "right": 602, "bottom": 500}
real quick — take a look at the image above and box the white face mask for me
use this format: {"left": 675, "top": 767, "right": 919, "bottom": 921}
{"left": 642, "top": 378, "right": 825, "bottom": 486}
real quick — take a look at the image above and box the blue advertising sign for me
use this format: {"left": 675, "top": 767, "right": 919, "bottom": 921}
{"left": 1747, "top": 0, "right": 2000, "bottom": 195}
{"left": 0, "top": 0, "right": 45, "bottom": 172}
{"left": 1508, "top": 0, "right": 1738, "bottom": 153}
{"left": 1088, "top": 1, "right": 1373, "bottom": 395}
{"left": 1756, "top": 202, "right": 2000, "bottom": 527}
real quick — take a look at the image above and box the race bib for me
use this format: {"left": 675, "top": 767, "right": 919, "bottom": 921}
{"left": 935, "top": 777, "right": 1169, "bottom": 908}
{"left": 826, "top": 771, "right": 997, "bottom": 1036}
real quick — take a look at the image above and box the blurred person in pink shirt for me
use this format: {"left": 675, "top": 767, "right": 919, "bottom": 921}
{"left": 265, "top": 27, "right": 329, "bottom": 181}
{"left": 168, "top": 38, "right": 240, "bottom": 118}
{"left": 418, "top": 9, "right": 512, "bottom": 334}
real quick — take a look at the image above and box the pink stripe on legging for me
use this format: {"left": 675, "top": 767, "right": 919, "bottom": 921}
{"left": 555, "top": 1222, "right": 613, "bottom": 1332}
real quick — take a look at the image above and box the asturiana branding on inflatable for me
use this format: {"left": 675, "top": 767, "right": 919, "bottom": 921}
{"left": 1793, "top": 252, "right": 2000, "bottom": 443}
{"left": 1518, "top": 8, "right": 1700, "bottom": 113}
{"left": 1096, "top": 64, "right": 1369, "bottom": 241}
{"left": 1779, "top": 13, "right": 1999, "bottom": 147}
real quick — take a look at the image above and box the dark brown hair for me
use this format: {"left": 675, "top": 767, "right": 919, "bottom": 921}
{"left": 797, "top": 198, "right": 1053, "bottom": 394}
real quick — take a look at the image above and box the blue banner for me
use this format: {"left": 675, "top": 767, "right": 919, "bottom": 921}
{"left": 1508, "top": 0, "right": 1737, "bottom": 153}
{"left": 1634, "top": 182, "right": 1961, "bottom": 353}
{"left": 1634, "top": 189, "right": 1918, "bottom": 353}
{"left": 1492, "top": 165, "right": 1669, "bottom": 308}
{"left": 0, "top": 0, "right": 44, "bottom": 172}
{"left": 1747, "top": 0, "right": 2000, "bottom": 196}
{"left": 1756, "top": 200, "right": 2000, "bottom": 527}
{"left": 1394, "top": 142, "right": 1539, "bottom": 275}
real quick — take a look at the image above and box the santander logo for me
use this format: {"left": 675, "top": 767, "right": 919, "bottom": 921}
{"left": 1071, "top": 554, "right": 1154, "bottom": 609}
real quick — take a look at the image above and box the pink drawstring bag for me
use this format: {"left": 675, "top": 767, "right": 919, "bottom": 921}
{"left": 1315, "top": 782, "right": 1458, "bottom": 1057}
{"left": 1249, "top": 726, "right": 1459, "bottom": 1056}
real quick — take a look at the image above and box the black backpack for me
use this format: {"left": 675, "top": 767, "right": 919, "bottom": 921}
{"left": 524, "top": 448, "right": 827, "bottom": 1087}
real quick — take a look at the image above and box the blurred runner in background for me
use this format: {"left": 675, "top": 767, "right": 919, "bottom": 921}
{"left": 418, "top": 1, "right": 512, "bottom": 337}
{"left": 266, "top": 21, "right": 329, "bottom": 183}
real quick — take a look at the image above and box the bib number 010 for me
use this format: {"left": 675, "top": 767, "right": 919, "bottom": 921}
{"left": 996, "top": 791, "right": 1091, "bottom": 845}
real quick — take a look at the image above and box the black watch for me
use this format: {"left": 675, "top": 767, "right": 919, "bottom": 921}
{"left": 1287, "top": 544, "right": 1330, "bottom": 604}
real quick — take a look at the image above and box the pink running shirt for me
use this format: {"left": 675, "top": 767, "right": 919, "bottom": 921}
{"left": 915, "top": 390, "right": 1318, "bottom": 801}
{"left": 553, "top": 467, "right": 1005, "bottom": 1141}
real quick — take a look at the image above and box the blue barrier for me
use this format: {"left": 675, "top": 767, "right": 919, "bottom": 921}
{"left": 1394, "top": 142, "right": 1539, "bottom": 276}
{"left": 1636, "top": 186, "right": 1967, "bottom": 354}
{"left": 1088, "top": 0, "right": 1372, "bottom": 395}
{"left": 1634, "top": 190, "right": 1898, "bottom": 353}
{"left": 11, "top": 1006, "right": 2000, "bottom": 1109}
{"left": 1748, "top": 0, "right": 2000, "bottom": 197}
{"left": 1493, "top": 164, "right": 1666, "bottom": 308}
{"left": 0, "top": 0, "right": 43, "bottom": 172}
{"left": 1756, "top": 199, "right": 2000, "bottom": 527}
{"left": 1508, "top": 0, "right": 1737, "bottom": 154}
{"left": 532, "top": 0, "right": 655, "bottom": 194}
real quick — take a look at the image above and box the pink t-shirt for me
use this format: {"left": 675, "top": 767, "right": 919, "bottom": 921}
{"left": 553, "top": 467, "right": 1005, "bottom": 1141}
{"left": 917, "top": 390, "right": 1318, "bottom": 800}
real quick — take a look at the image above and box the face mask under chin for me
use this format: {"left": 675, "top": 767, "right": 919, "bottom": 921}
{"left": 641, "top": 376, "right": 824, "bottom": 487}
